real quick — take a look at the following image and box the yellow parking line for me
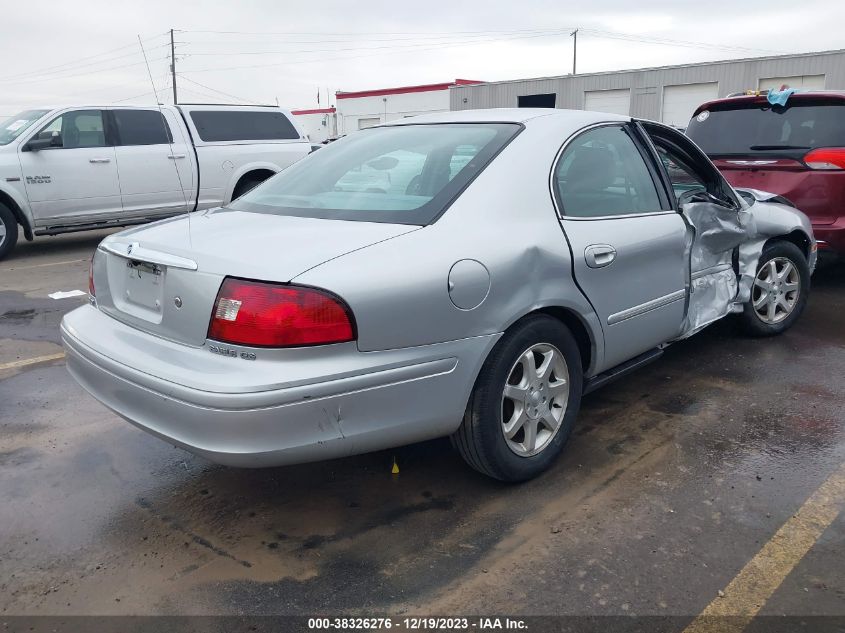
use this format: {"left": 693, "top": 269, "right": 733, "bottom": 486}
{"left": 0, "top": 352, "right": 66, "bottom": 371}
{"left": 684, "top": 461, "right": 845, "bottom": 633}
{"left": 0, "top": 257, "right": 87, "bottom": 271}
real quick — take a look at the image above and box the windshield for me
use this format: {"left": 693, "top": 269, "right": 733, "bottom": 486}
{"left": 0, "top": 110, "right": 50, "bottom": 146}
{"left": 686, "top": 100, "right": 845, "bottom": 156}
{"left": 228, "top": 123, "right": 521, "bottom": 225}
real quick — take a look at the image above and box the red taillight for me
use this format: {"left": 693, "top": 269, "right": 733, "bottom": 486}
{"left": 88, "top": 255, "right": 95, "bottom": 298}
{"left": 208, "top": 278, "right": 355, "bottom": 348}
{"left": 804, "top": 148, "right": 845, "bottom": 170}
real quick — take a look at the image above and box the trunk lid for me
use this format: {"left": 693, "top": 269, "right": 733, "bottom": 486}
{"left": 94, "top": 210, "right": 418, "bottom": 346}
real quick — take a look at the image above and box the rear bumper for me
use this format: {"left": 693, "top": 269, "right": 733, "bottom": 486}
{"left": 813, "top": 218, "right": 845, "bottom": 256}
{"left": 61, "top": 305, "right": 498, "bottom": 467}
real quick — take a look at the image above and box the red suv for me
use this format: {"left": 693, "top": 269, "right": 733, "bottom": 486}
{"left": 686, "top": 92, "right": 845, "bottom": 258}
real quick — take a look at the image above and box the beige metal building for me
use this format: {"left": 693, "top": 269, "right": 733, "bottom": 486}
{"left": 449, "top": 49, "right": 845, "bottom": 127}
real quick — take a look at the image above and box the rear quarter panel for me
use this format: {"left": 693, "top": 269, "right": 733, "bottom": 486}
{"left": 293, "top": 116, "right": 605, "bottom": 375}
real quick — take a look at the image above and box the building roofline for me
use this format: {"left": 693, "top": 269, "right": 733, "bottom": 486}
{"left": 337, "top": 79, "right": 482, "bottom": 100}
{"left": 448, "top": 48, "right": 845, "bottom": 90}
{"left": 291, "top": 107, "right": 336, "bottom": 115}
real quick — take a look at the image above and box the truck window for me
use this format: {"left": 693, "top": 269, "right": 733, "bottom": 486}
{"left": 113, "top": 110, "right": 172, "bottom": 146}
{"left": 34, "top": 110, "right": 107, "bottom": 149}
{"left": 0, "top": 110, "right": 50, "bottom": 146}
{"left": 189, "top": 110, "right": 300, "bottom": 142}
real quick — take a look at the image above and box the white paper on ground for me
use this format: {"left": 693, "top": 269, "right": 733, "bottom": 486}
{"left": 48, "top": 290, "right": 87, "bottom": 300}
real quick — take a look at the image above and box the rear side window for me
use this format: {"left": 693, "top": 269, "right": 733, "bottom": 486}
{"left": 554, "top": 125, "right": 662, "bottom": 218}
{"left": 189, "top": 110, "right": 300, "bottom": 142}
{"left": 113, "top": 110, "right": 172, "bottom": 146}
{"left": 687, "top": 101, "right": 845, "bottom": 155}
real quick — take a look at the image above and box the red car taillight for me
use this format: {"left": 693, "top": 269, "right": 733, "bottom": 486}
{"left": 207, "top": 278, "right": 355, "bottom": 348}
{"left": 804, "top": 148, "right": 845, "bottom": 170}
{"left": 88, "top": 255, "right": 95, "bottom": 298}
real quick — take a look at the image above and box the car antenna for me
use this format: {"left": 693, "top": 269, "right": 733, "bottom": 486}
{"left": 138, "top": 34, "right": 192, "bottom": 247}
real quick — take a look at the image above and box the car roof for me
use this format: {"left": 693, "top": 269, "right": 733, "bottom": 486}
{"left": 694, "top": 91, "right": 845, "bottom": 116}
{"left": 386, "top": 108, "right": 631, "bottom": 126}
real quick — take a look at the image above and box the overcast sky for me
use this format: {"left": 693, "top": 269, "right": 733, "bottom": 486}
{"left": 1, "top": 0, "right": 843, "bottom": 116}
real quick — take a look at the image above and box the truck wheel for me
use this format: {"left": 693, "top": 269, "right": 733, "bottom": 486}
{"left": 0, "top": 203, "right": 19, "bottom": 261}
{"left": 739, "top": 241, "right": 810, "bottom": 337}
{"left": 451, "top": 315, "right": 583, "bottom": 482}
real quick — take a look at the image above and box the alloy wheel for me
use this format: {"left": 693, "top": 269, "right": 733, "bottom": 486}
{"left": 501, "top": 343, "right": 569, "bottom": 457}
{"left": 752, "top": 256, "right": 800, "bottom": 324}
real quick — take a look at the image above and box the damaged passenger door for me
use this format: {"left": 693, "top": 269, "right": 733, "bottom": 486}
{"left": 553, "top": 123, "right": 689, "bottom": 371}
{"left": 640, "top": 122, "right": 751, "bottom": 337}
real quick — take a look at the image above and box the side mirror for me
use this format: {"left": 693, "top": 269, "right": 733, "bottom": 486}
{"left": 24, "top": 132, "right": 62, "bottom": 152}
{"left": 679, "top": 189, "right": 734, "bottom": 209}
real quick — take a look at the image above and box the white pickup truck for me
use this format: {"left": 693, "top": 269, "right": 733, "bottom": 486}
{"left": 0, "top": 104, "right": 314, "bottom": 259}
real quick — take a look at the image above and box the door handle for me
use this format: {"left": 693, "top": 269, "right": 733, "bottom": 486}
{"left": 167, "top": 154, "right": 186, "bottom": 159}
{"left": 89, "top": 158, "right": 111, "bottom": 164}
{"left": 585, "top": 244, "right": 617, "bottom": 269}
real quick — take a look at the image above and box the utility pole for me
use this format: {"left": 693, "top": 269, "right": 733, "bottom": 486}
{"left": 571, "top": 29, "right": 578, "bottom": 75}
{"left": 170, "top": 29, "right": 178, "bottom": 104}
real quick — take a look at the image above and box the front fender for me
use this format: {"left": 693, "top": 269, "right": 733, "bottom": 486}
{"left": 737, "top": 198, "right": 816, "bottom": 303}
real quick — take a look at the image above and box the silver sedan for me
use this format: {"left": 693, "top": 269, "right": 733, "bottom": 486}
{"left": 61, "top": 109, "right": 816, "bottom": 481}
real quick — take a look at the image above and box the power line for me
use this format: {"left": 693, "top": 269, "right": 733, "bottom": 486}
{"left": 0, "top": 43, "right": 171, "bottom": 84}
{"left": 581, "top": 28, "right": 782, "bottom": 55}
{"left": 183, "top": 31, "right": 576, "bottom": 57}
{"left": 0, "top": 33, "right": 169, "bottom": 83}
{"left": 177, "top": 27, "right": 578, "bottom": 36}
{"left": 176, "top": 75, "right": 252, "bottom": 103}
{"left": 113, "top": 82, "right": 171, "bottom": 104}
{"left": 182, "top": 28, "right": 576, "bottom": 50}
{"left": 177, "top": 84, "right": 243, "bottom": 103}
{"left": 181, "top": 30, "right": 576, "bottom": 73}
{"left": 0, "top": 56, "right": 170, "bottom": 86}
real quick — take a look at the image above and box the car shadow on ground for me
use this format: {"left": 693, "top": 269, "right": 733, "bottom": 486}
{"left": 1, "top": 228, "right": 121, "bottom": 264}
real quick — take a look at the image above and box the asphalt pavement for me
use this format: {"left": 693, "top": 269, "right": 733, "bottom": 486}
{"left": 1, "top": 231, "right": 843, "bottom": 630}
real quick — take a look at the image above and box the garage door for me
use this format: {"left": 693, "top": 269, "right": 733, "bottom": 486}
{"left": 358, "top": 117, "right": 381, "bottom": 130}
{"left": 759, "top": 75, "right": 825, "bottom": 91}
{"left": 584, "top": 89, "right": 630, "bottom": 116}
{"left": 661, "top": 82, "right": 719, "bottom": 128}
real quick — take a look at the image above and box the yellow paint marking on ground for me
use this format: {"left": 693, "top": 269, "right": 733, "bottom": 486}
{"left": 0, "top": 257, "right": 87, "bottom": 272}
{"left": 0, "top": 352, "right": 66, "bottom": 371}
{"left": 684, "top": 461, "right": 845, "bottom": 633}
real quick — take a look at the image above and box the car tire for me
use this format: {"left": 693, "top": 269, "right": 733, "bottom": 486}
{"left": 451, "top": 315, "right": 583, "bottom": 482}
{"left": 232, "top": 175, "right": 268, "bottom": 200}
{"left": 739, "top": 240, "right": 810, "bottom": 337}
{"left": 0, "top": 202, "right": 19, "bottom": 261}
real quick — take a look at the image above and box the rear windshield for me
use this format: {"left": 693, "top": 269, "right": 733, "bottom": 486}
{"left": 189, "top": 110, "right": 300, "bottom": 142}
{"left": 0, "top": 109, "right": 50, "bottom": 146}
{"left": 228, "top": 123, "right": 521, "bottom": 225}
{"left": 686, "top": 100, "right": 845, "bottom": 156}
